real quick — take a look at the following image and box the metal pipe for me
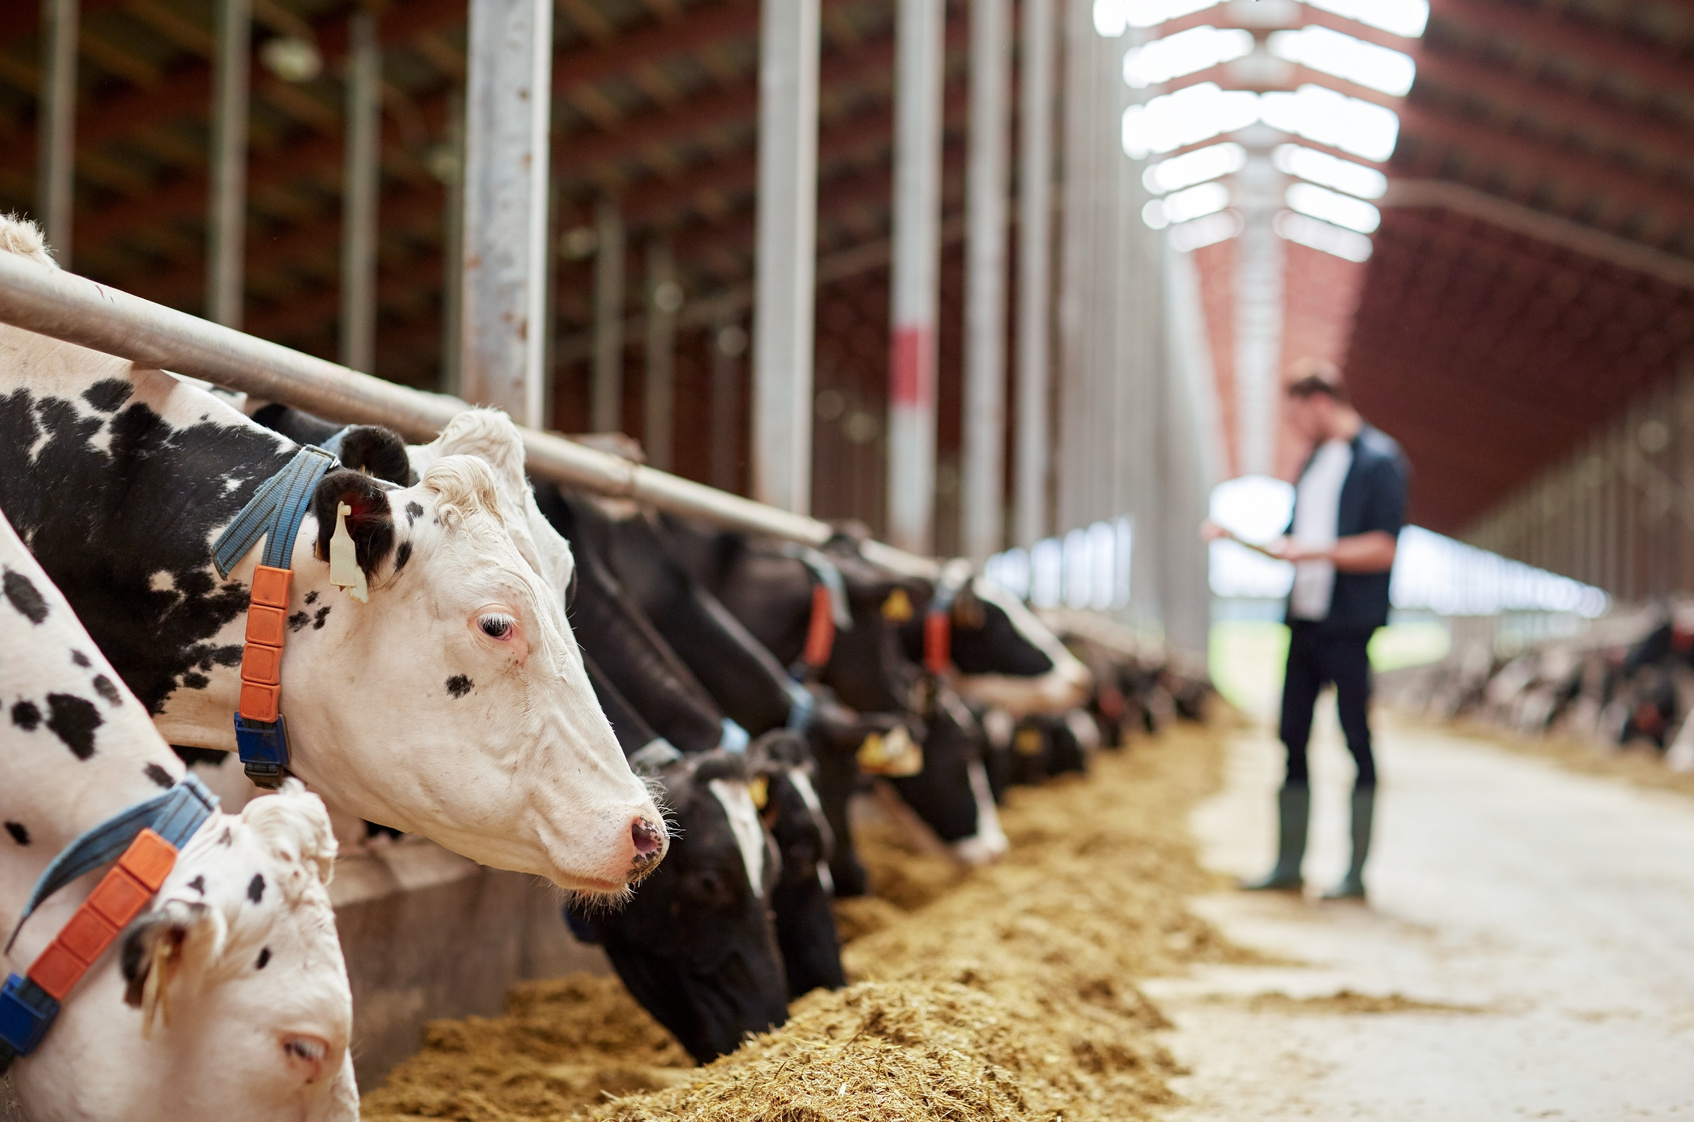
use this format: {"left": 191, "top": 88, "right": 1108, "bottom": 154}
{"left": 339, "top": 8, "right": 380, "bottom": 374}
{"left": 643, "top": 235, "right": 678, "bottom": 471}
{"left": 962, "top": 0, "right": 1010, "bottom": 563}
{"left": 751, "top": 0, "right": 821, "bottom": 514}
{"left": 591, "top": 197, "right": 626, "bottom": 432}
{"left": 207, "top": 0, "right": 251, "bottom": 328}
{"left": 1013, "top": 0, "right": 1053, "bottom": 549}
{"left": 887, "top": 0, "right": 946, "bottom": 555}
{"left": 460, "top": 0, "right": 552, "bottom": 428}
{"left": 36, "top": 0, "right": 78, "bottom": 265}
{"left": 0, "top": 251, "right": 873, "bottom": 555}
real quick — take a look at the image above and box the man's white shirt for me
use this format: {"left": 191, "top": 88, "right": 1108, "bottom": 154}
{"left": 1290, "top": 438, "right": 1353, "bottom": 621}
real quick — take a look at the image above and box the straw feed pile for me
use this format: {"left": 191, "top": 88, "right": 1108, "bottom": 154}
{"left": 364, "top": 721, "right": 1240, "bottom": 1122}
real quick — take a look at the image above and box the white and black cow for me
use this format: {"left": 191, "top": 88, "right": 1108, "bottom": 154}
{"left": 0, "top": 218, "right": 664, "bottom": 896}
{"left": 0, "top": 506, "right": 356, "bottom": 1121}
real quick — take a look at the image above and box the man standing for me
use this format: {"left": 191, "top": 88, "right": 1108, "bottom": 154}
{"left": 1214, "top": 363, "right": 1409, "bottom": 899}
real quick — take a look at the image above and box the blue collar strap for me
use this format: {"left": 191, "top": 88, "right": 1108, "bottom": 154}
{"left": 211, "top": 445, "right": 338, "bottom": 577}
{"left": 0, "top": 775, "right": 218, "bottom": 1070}
{"left": 210, "top": 446, "right": 338, "bottom": 785}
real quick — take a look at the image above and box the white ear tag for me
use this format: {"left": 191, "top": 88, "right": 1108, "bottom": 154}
{"left": 328, "top": 501, "right": 369, "bottom": 603}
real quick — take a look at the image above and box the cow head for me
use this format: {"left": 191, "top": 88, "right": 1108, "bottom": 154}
{"left": 12, "top": 784, "right": 356, "bottom": 1122}
{"left": 272, "top": 444, "right": 665, "bottom": 896}
{"left": 581, "top": 751, "right": 788, "bottom": 1064}
{"left": 887, "top": 682, "right": 1007, "bottom": 864}
{"left": 747, "top": 731, "right": 845, "bottom": 997}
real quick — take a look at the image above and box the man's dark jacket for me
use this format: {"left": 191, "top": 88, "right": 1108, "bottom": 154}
{"left": 1285, "top": 422, "right": 1410, "bottom": 635}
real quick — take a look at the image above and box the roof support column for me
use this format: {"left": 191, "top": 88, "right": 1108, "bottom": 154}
{"left": 962, "top": 0, "right": 1010, "bottom": 563}
{"left": 439, "top": 90, "right": 466, "bottom": 395}
{"left": 207, "top": 0, "right": 250, "bottom": 328}
{"left": 887, "top": 0, "right": 946, "bottom": 554}
{"left": 340, "top": 9, "right": 381, "bottom": 374}
{"left": 644, "top": 235, "right": 679, "bottom": 471}
{"left": 752, "top": 0, "right": 821, "bottom": 513}
{"left": 591, "top": 198, "right": 625, "bottom": 432}
{"left": 1014, "top": 0, "right": 1055, "bottom": 548}
{"left": 460, "top": 0, "right": 552, "bottom": 428}
{"left": 36, "top": 0, "right": 78, "bottom": 264}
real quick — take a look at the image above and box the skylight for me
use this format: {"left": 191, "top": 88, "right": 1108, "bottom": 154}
{"left": 1094, "top": 0, "right": 1223, "bottom": 35}
{"left": 1267, "top": 26, "right": 1417, "bottom": 97}
{"left": 1143, "top": 180, "right": 1231, "bottom": 229}
{"left": 1168, "top": 210, "right": 1244, "bottom": 251}
{"left": 1286, "top": 182, "right": 1381, "bottom": 232}
{"left": 1144, "top": 142, "right": 1248, "bottom": 194}
{"left": 1124, "top": 25, "right": 1255, "bottom": 88}
{"left": 1122, "top": 82, "right": 1262, "bottom": 159}
{"left": 1259, "top": 84, "right": 1400, "bottom": 161}
{"left": 1273, "top": 210, "right": 1374, "bottom": 262}
{"left": 1303, "top": 0, "right": 1429, "bottom": 39}
{"left": 1271, "top": 143, "right": 1387, "bottom": 199}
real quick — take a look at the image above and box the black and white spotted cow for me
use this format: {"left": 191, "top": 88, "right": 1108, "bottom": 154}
{"left": 0, "top": 218, "right": 664, "bottom": 896}
{"left": 0, "top": 507, "right": 356, "bottom": 1121}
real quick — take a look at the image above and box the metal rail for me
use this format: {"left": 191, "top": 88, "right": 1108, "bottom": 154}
{"left": 0, "top": 252, "right": 940, "bottom": 578}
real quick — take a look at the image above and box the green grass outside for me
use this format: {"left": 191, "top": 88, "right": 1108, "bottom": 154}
{"left": 1209, "top": 619, "right": 1451, "bottom": 720}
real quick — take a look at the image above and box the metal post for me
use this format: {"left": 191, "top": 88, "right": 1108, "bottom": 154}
{"left": 340, "top": 9, "right": 380, "bottom": 374}
{"left": 887, "top": 0, "right": 946, "bottom": 554}
{"left": 207, "top": 0, "right": 251, "bottom": 328}
{"left": 712, "top": 319, "right": 748, "bottom": 492}
{"left": 36, "top": 0, "right": 78, "bottom": 264}
{"left": 644, "top": 235, "right": 678, "bottom": 471}
{"left": 591, "top": 197, "right": 625, "bottom": 432}
{"left": 440, "top": 89, "right": 466, "bottom": 395}
{"left": 460, "top": 0, "right": 552, "bottom": 428}
{"left": 752, "top": 0, "right": 821, "bottom": 513}
{"left": 1014, "top": 0, "right": 1053, "bottom": 548}
{"left": 962, "top": 0, "right": 1010, "bottom": 563}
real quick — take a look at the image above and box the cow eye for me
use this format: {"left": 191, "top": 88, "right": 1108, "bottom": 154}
{"left": 478, "top": 613, "right": 515, "bottom": 640}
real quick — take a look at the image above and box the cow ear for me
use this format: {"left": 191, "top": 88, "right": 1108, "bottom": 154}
{"left": 122, "top": 900, "right": 222, "bottom": 1035}
{"left": 335, "top": 426, "right": 414, "bottom": 486}
{"left": 312, "top": 469, "right": 397, "bottom": 578}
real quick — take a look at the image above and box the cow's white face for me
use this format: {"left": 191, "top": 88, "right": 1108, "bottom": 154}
{"left": 242, "top": 453, "right": 664, "bottom": 894}
{"left": 11, "top": 784, "right": 356, "bottom": 1122}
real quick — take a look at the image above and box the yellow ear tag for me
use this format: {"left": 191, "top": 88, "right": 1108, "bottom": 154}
{"left": 328, "top": 502, "right": 369, "bottom": 603}
{"left": 748, "top": 775, "right": 769, "bottom": 811}
{"left": 882, "top": 587, "right": 914, "bottom": 622}
{"left": 1014, "top": 728, "right": 1045, "bottom": 757}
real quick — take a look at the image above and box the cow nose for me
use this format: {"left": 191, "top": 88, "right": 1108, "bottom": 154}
{"left": 631, "top": 817, "right": 666, "bottom": 865}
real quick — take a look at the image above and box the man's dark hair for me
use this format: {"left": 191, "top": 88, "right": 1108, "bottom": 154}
{"left": 1285, "top": 358, "right": 1349, "bottom": 404}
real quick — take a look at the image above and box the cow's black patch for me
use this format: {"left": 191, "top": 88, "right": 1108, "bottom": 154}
{"left": 81, "top": 379, "right": 133, "bottom": 413}
{"left": 247, "top": 873, "right": 265, "bottom": 903}
{"left": 144, "top": 762, "right": 174, "bottom": 789}
{"left": 12, "top": 700, "right": 41, "bottom": 730}
{"left": 0, "top": 387, "right": 293, "bottom": 717}
{"left": 181, "top": 671, "right": 210, "bottom": 690}
{"left": 70, "top": 650, "right": 90, "bottom": 667}
{"left": 3, "top": 569, "right": 47, "bottom": 624}
{"left": 312, "top": 606, "right": 330, "bottom": 630}
{"left": 288, "top": 610, "right": 310, "bottom": 632}
{"left": 256, "top": 947, "right": 271, "bottom": 970}
{"left": 304, "top": 590, "right": 318, "bottom": 605}
{"left": 394, "top": 539, "right": 412, "bottom": 573}
{"left": 4, "top": 821, "right": 29, "bottom": 846}
{"left": 173, "top": 745, "right": 227, "bottom": 767}
{"left": 446, "top": 675, "right": 473, "bottom": 698}
{"left": 187, "top": 875, "right": 205, "bottom": 894}
{"left": 405, "top": 501, "right": 423, "bottom": 525}
{"left": 45, "top": 693, "right": 101, "bottom": 759}
{"left": 92, "top": 674, "right": 122, "bottom": 706}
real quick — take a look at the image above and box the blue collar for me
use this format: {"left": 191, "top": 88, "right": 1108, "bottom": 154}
{"left": 209, "top": 446, "right": 339, "bottom": 785}
{"left": 0, "top": 774, "right": 218, "bottom": 1069}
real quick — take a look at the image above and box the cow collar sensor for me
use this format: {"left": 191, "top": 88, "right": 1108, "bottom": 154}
{"left": 0, "top": 775, "right": 219, "bottom": 1070}
{"left": 210, "top": 445, "right": 340, "bottom": 786}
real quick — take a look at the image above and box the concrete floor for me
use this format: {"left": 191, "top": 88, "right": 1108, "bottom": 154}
{"left": 1146, "top": 709, "right": 1694, "bottom": 1120}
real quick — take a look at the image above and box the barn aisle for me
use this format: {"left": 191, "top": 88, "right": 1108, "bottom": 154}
{"left": 1147, "top": 712, "right": 1694, "bottom": 1120}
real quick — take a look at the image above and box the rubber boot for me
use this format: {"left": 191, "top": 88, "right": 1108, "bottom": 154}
{"left": 1239, "top": 785, "right": 1309, "bottom": 891}
{"left": 1323, "top": 786, "right": 1376, "bottom": 900}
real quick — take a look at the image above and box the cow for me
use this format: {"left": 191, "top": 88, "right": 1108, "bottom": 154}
{"left": 0, "top": 506, "right": 356, "bottom": 1121}
{"left": 746, "top": 731, "right": 845, "bottom": 997}
{"left": 0, "top": 218, "right": 665, "bottom": 896}
{"left": 567, "top": 750, "right": 788, "bottom": 1064}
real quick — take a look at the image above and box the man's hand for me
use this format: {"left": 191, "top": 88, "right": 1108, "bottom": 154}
{"left": 1200, "top": 519, "right": 1229, "bottom": 542}
{"left": 1271, "top": 540, "right": 1328, "bottom": 563}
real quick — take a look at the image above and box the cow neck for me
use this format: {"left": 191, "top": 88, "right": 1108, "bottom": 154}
{"left": 0, "top": 775, "right": 218, "bottom": 1071}
{"left": 209, "top": 446, "right": 339, "bottom": 787}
